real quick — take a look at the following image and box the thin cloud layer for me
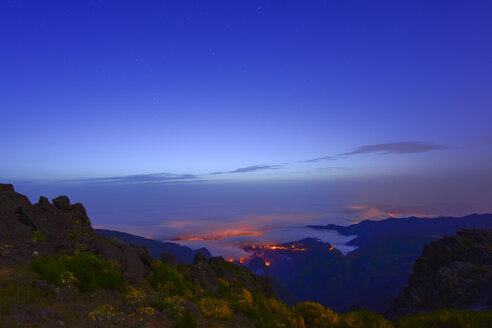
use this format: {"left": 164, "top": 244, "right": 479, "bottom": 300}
{"left": 305, "top": 141, "right": 448, "bottom": 162}
{"left": 64, "top": 173, "right": 198, "bottom": 184}
{"left": 341, "top": 141, "right": 449, "bottom": 156}
{"left": 211, "top": 164, "right": 283, "bottom": 175}
{"left": 304, "top": 155, "right": 337, "bottom": 163}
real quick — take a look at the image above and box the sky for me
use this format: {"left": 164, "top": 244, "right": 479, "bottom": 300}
{"left": 1, "top": 1, "right": 492, "bottom": 257}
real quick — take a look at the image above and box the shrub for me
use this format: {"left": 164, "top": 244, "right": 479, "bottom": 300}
{"left": 339, "top": 310, "right": 393, "bottom": 328}
{"left": 151, "top": 260, "right": 189, "bottom": 295}
{"left": 59, "top": 271, "right": 78, "bottom": 288}
{"left": 88, "top": 304, "right": 116, "bottom": 322}
{"left": 295, "top": 301, "right": 338, "bottom": 328}
{"left": 32, "top": 230, "right": 46, "bottom": 242}
{"left": 253, "top": 297, "right": 305, "bottom": 328}
{"left": 198, "top": 297, "right": 233, "bottom": 320}
{"left": 153, "top": 295, "right": 187, "bottom": 316}
{"left": 232, "top": 288, "right": 257, "bottom": 316}
{"left": 31, "top": 252, "right": 125, "bottom": 292}
{"left": 123, "top": 285, "right": 147, "bottom": 304}
{"left": 129, "top": 306, "right": 157, "bottom": 322}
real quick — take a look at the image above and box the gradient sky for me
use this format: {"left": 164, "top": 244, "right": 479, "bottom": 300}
{"left": 1, "top": 1, "right": 492, "bottom": 256}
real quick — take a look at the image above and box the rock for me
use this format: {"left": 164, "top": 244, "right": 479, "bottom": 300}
{"left": 52, "top": 196, "right": 71, "bottom": 211}
{"left": 0, "top": 184, "right": 15, "bottom": 193}
{"left": 54, "top": 286, "right": 76, "bottom": 302}
{"left": 37, "top": 196, "right": 51, "bottom": 208}
{"left": 15, "top": 207, "right": 37, "bottom": 230}
{"left": 387, "top": 229, "right": 492, "bottom": 318}
{"left": 33, "top": 279, "right": 52, "bottom": 294}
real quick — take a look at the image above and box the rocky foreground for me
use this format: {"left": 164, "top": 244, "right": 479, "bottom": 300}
{"left": 0, "top": 183, "right": 152, "bottom": 281}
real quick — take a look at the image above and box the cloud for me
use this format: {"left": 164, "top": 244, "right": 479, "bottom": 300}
{"left": 340, "top": 141, "right": 449, "bottom": 156}
{"left": 168, "top": 225, "right": 357, "bottom": 258}
{"left": 304, "top": 141, "right": 448, "bottom": 162}
{"left": 154, "top": 212, "right": 358, "bottom": 258}
{"left": 211, "top": 164, "right": 283, "bottom": 175}
{"left": 64, "top": 173, "right": 199, "bottom": 184}
{"left": 303, "top": 156, "right": 337, "bottom": 163}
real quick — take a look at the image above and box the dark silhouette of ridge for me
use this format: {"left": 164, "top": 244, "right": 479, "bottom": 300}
{"left": 308, "top": 213, "right": 492, "bottom": 247}
{"left": 96, "top": 228, "right": 212, "bottom": 264}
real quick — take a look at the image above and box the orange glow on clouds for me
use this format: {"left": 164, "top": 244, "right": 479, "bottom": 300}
{"left": 178, "top": 229, "right": 265, "bottom": 241}
{"left": 347, "top": 205, "right": 434, "bottom": 223}
{"left": 163, "top": 212, "right": 357, "bottom": 259}
{"left": 248, "top": 243, "right": 308, "bottom": 252}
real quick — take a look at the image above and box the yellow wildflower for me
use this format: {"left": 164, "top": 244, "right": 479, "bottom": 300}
{"left": 129, "top": 306, "right": 157, "bottom": 322}
{"left": 88, "top": 304, "right": 116, "bottom": 321}
{"left": 123, "top": 285, "right": 147, "bottom": 304}
{"left": 60, "top": 271, "right": 78, "bottom": 288}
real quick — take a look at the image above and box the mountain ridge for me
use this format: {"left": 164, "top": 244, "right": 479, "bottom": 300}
{"left": 95, "top": 228, "right": 212, "bottom": 264}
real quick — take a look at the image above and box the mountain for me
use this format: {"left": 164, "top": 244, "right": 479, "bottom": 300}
{"left": 257, "top": 214, "right": 492, "bottom": 313}
{"left": 309, "top": 214, "right": 492, "bottom": 247}
{"left": 96, "top": 229, "right": 212, "bottom": 264}
{"left": 387, "top": 229, "right": 492, "bottom": 318}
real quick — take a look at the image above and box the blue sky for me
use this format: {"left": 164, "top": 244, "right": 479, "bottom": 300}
{"left": 1, "top": 1, "right": 492, "bottom": 255}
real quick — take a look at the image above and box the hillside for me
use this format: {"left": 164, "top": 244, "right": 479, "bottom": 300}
{"left": 1, "top": 183, "right": 491, "bottom": 327}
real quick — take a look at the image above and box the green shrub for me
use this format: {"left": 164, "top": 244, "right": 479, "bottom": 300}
{"left": 253, "top": 296, "right": 304, "bottom": 328}
{"left": 339, "top": 310, "right": 393, "bottom": 328}
{"left": 295, "top": 301, "right": 338, "bottom": 327}
{"left": 31, "top": 252, "right": 125, "bottom": 292}
{"left": 151, "top": 260, "right": 188, "bottom": 295}
{"left": 32, "top": 230, "right": 46, "bottom": 242}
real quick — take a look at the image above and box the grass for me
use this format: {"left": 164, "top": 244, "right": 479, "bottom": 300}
{"left": 31, "top": 251, "right": 125, "bottom": 292}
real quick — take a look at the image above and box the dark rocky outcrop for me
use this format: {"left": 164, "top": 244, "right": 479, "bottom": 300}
{"left": 0, "top": 184, "right": 152, "bottom": 282}
{"left": 387, "top": 229, "right": 492, "bottom": 318}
